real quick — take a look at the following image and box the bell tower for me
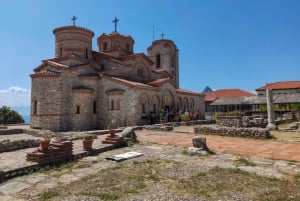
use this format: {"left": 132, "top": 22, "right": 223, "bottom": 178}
{"left": 147, "top": 36, "right": 179, "bottom": 87}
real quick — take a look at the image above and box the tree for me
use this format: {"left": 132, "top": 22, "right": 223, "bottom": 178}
{"left": 0, "top": 106, "right": 24, "bottom": 124}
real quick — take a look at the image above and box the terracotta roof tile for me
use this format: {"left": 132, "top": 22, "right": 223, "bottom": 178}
{"left": 30, "top": 69, "right": 61, "bottom": 77}
{"left": 176, "top": 88, "right": 203, "bottom": 96}
{"left": 256, "top": 80, "right": 300, "bottom": 91}
{"left": 147, "top": 78, "right": 170, "bottom": 86}
{"left": 121, "top": 53, "right": 154, "bottom": 64}
{"left": 153, "top": 69, "right": 167, "bottom": 73}
{"left": 205, "top": 89, "right": 255, "bottom": 102}
{"left": 106, "top": 76, "right": 158, "bottom": 90}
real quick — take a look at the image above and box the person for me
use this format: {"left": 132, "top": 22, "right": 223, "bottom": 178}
{"left": 160, "top": 109, "right": 164, "bottom": 123}
{"left": 189, "top": 110, "right": 193, "bottom": 120}
{"left": 164, "top": 109, "right": 169, "bottom": 123}
{"left": 197, "top": 111, "right": 201, "bottom": 120}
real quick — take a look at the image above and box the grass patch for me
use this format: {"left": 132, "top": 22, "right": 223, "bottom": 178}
{"left": 181, "top": 148, "right": 197, "bottom": 156}
{"left": 171, "top": 166, "right": 300, "bottom": 200}
{"left": 270, "top": 130, "right": 300, "bottom": 142}
{"left": 235, "top": 157, "right": 256, "bottom": 166}
{"left": 40, "top": 189, "right": 59, "bottom": 201}
{"left": 83, "top": 192, "right": 121, "bottom": 200}
{"left": 37, "top": 158, "right": 175, "bottom": 200}
{"left": 36, "top": 158, "right": 300, "bottom": 201}
{"left": 199, "top": 189, "right": 211, "bottom": 197}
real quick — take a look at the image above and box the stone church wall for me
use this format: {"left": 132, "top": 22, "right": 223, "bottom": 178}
{"left": 31, "top": 75, "right": 71, "bottom": 131}
{"left": 70, "top": 91, "right": 97, "bottom": 131}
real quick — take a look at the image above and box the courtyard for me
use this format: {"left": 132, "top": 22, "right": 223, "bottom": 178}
{"left": 0, "top": 125, "right": 300, "bottom": 200}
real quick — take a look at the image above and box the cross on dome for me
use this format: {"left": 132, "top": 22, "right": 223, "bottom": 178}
{"left": 71, "top": 16, "right": 77, "bottom": 26}
{"left": 112, "top": 17, "right": 119, "bottom": 32}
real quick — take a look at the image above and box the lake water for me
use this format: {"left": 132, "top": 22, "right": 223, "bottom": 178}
{"left": 22, "top": 115, "right": 30, "bottom": 124}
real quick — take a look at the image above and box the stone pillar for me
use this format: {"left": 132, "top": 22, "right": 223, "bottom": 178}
{"left": 192, "top": 136, "right": 208, "bottom": 150}
{"left": 266, "top": 89, "right": 276, "bottom": 130}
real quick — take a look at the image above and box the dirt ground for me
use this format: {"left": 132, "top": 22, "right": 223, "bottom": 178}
{"left": 136, "top": 126, "right": 300, "bottom": 162}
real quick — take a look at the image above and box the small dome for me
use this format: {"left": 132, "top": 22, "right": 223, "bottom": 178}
{"left": 97, "top": 32, "right": 134, "bottom": 57}
{"left": 53, "top": 26, "right": 94, "bottom": 59}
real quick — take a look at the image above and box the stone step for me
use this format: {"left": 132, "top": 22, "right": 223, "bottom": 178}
{"left": 104, "top": 136, "right": 124, "bottom": 142}
{"left": 102, "top": 140, "right": 119, "bottom": 144}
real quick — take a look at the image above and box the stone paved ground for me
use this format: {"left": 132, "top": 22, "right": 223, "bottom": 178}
{"left": 136, "top": 128, "right": 300, "bottom": 162}
{"left": 0, "top": 130, "right": 112, "bottom": 174}
{"left": 0, "top": 144, "right": 300, "bottom": 201}
{"left": 0, "top": 125, "right": 300, "bottom": 200}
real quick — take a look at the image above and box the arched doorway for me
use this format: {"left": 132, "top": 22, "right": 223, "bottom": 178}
{"left": 162, "top": 91, "right": 174, "bottom": 111}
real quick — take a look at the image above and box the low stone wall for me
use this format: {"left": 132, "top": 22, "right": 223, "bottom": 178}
{"left": 194, "top": 125, "right": 271, "bottom": 139}
{"left": 0, "top": 139, "right": 40, "bottom": 153}
{"left": 0, "top": 129, "right": 23, "bottom": 135}
{"left": 216, "top": 116, "right": 242, "bottom": 127}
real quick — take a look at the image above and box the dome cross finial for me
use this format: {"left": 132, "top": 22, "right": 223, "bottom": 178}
{"left": 71, "top": 16, "right": 77, "bottom": 26}
{"left": 112, "top": 17, "right": 119, "bottom": 32}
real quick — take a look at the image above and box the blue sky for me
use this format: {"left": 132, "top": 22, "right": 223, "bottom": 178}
{"left": 1, "top": 0, "right": 300, "bottom": 107}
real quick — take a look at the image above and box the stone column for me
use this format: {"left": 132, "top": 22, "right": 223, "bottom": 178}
{"left": 266, "top": 89, "right": 276, "bottom": 129}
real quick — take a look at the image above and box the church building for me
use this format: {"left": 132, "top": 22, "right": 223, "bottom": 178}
{"left": 30, "top": 17, "right": 205, "bottom": 131}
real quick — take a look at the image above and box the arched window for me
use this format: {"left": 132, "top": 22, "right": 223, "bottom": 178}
{"left": 116, "top": 99, "right": 121, "bottom": 110}
{"left": 156, "top": 54, "right": 161, "bottom": 68}
{"left": 85, "top": 48, "right": 88, "bottom": 59}
{"left": 59, "top": 47, "right": 63, "bottom": 57}
{"left": 76, "top": 105, "right": 80, "bottom": 114}
{"left": 137, "top": 68, "right": 144, "bottom": 76}
{"left": 102, "top": 42, "right": 107, "bottom": 51}
{"left": 142, "top": 103, "right": 146, "bottom": 114}
{"left": 93, "top": 101, "right": 97, "bottom": 113}
{"left": 153, "top": 104, "right": 156, "bottom": 113}
{"left": 33, "top": 100, "right": 37, "bottom": 114}
{"left": 110, "top": 100, "right": 114, "bottom": 110}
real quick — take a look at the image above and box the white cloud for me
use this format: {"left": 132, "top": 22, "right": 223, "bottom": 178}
{"left": 0, "top": 87, "right": 30, "bottom": 94}
{"left": 0, "top": 87, "right": 31, "bottom": 107}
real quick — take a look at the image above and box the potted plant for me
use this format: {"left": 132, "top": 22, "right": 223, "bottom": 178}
{"left": 40, "top": 130, "right": 51, "bottom": 151}
{"left": 82, "top": 134, "right": 93, "bottom": 150}
{"left": 108, "top": 119, "right": 117, "bottom": 137}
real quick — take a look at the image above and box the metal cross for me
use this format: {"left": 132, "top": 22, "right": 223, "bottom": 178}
{"left": 112, "top": 17, "right": 119, "bottom": 32}
{"left": 71, "top": 16, "right": 77, "bottom": 26}
{"left": 161, "top": 33, "right": 165, "bottom": 40}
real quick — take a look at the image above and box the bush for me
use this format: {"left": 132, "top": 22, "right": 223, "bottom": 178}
{"left": 0, "top": 106, "right": 24, "bottom": 124}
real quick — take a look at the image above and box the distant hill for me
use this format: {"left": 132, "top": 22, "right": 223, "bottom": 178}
{"left": 202, "top": 86, "right": 213, "bottom": 93}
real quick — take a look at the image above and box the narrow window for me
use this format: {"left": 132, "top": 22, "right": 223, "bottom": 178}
{"left": 93, "top": 101, "right": 97, "bottom": 113}
{"left": 101, "top": 64, "right": 104, "bottom": 71}
{"left": 156, "top": 54, "right": 161, "bottom": 68}
{"left": 33, "top": 100, "right": 37, "bottom": 114}
{"left": 126, "top": 44, "right": 130, "bottom": 52}
{"left": 110, "top": 100, "right": 114, "bottom": 110}
{"left": 116, "top": 99, "right": 121, "bottom": 110}
{"left": 85, "top": 48, "right": 88, "bottom": 59}
{"left": 142, "top": 103, "right": 146, "bottom": 114}
{"left": 153, "top": 104, "right": 156, "bottom": 113}
{"left": 103, "top": 42, "right": 107, "bottom": 51}
{"left": 59, "top": 47, "right": 63, "bottom": 57}
{"left": 76, "top": 105, "right": 80, "bottom": 114}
